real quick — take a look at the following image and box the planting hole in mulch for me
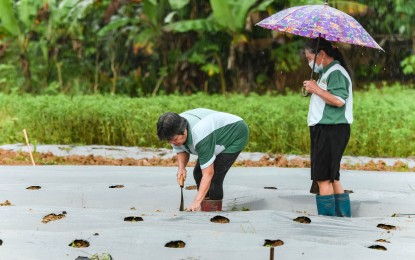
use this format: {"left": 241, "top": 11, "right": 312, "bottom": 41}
{"left": 368, "top": 245, "right": 387, "bottom": 251}
{"left": 26, "top": 186, "right": 41, "bottom": 190}
{"left": 375, "top": 239, "right": 390, "bottom": 243}
{"left": 0, "top": 239, "right": 3, "bottom": 246}
{"left": 124, "top": 216, "right": 144, "bottom": 222}
{"left": 69, "top": 239, "right": 90, "bottom": 248}
{"left": 109, "top": 185, "right": 124, "bottom": 188}
{"left": 76, "top": 254, "right": 113, "bottom": 260}
{"left": 210, "top": 215, "right": 230, "bottom": 223}
{"left": 344, "top": 190, "right": 354, "bottom": 194}
{"left": 185, "top": 185, "right": 197, "bottom": 190}
{"left": 377, "top": 224, "right": 396, "bottom": 230}
{"left": 165, "top": 240, "right": 186, "bottom": 248}
{"left": 263, "top": 239, "right": 284, "bottom": 247}
{"left": 42, "top": 213, "right": 66, "bottom": 223}
{"left": 0, "top": 200, "right": 13, "bottom": 206}
{"left": 264, "top": 187, "right": 278, "bottom": 190}
{"left": 293, "top": 216, "right": 311, "bottom": 224}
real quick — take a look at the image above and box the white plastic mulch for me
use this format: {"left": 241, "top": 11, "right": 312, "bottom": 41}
{"left": 0, "top": 166, "right": 414, "bottom": 260}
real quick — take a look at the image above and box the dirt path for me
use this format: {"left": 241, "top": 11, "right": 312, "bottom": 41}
{"left": 1, "top": 147, "right": 414, "bottom": 172}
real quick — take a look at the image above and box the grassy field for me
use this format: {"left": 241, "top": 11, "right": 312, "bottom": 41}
{"left": 0, "top": 84, "right": 414, "bottom": 157}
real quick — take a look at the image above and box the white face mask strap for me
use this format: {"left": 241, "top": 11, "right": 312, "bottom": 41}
{"left": 316, "top": 51, "right": 325, "bottom": 65}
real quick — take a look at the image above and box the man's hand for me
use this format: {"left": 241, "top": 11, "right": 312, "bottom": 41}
{"left": 186, "top": 163, "right": 214, "bottom": 212}
{"left": 177, "top": 168, "right": 187, "bottom": 186}
{"left": 176, "top": 152, "right": 189, "bottom": 186}
{"left": 186, "top": 200, "right": 202, "bottom": 212}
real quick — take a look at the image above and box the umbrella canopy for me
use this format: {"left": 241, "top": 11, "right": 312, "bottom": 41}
{"left": 256, "top": 3, "right": 383, "bottom": 51}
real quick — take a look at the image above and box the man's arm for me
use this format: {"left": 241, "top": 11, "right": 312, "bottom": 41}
{"left": 176, "top": 152, "right": 190, "bottom": 185}
{"left": 187, "top": 163, "right": 214, "bottom": 211}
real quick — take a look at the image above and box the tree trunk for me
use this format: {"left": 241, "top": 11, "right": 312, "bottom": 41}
{"left": 274, "top": 73, "right": 286, "bottom": 94}
{"left": 94, "top": 51, "right": 100, "bottom": 94}
{"left": 103, "top": 0, "right": 121, "bottom": 24}
{"left": 110, "top": 52, "right": 118, "bottom": 94}
{"left": 412, "top": 28, "right": 415, "bottom": 55}
{"left": 214, "top": 53, "right": 226, "bottom": 95}
{"left": 56, "top": 62, "right": 63, "bottom": 90}
{"left": 19, "top": 53, "right": 32, "bottom": 92}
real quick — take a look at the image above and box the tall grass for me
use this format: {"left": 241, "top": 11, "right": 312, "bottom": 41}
{"left": 0, "top": 84, "right": 414, "bottom": 157}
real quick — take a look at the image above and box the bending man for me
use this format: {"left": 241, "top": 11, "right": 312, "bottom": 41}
{"left": 157, "top": 108, "right": 249, "bottom": 212}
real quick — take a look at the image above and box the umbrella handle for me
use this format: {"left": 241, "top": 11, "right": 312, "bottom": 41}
{"left": 303, "top": 35, "right": 321, "bottom": 97}
{"left": 301, "top": 87, "right": 310, "bottom": 97}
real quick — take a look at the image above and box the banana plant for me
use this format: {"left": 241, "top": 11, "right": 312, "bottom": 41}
{"left": 129, "top": 0, "right": 194, "bottom": 95}
{"left": 164, "top": 0, "right": 274, "bottom": 93}
{"left": 395, "top": 0, "right": 415, "bottom": 74}
{"left": 182, "top": 41, "right": 225, "bottom": 94}
{"left": 96, "top": 2, "right": 138, "bottom": 95}
{"left": 0, "top": 0, "right": 44, "bottom": 91}
{"left": 94, "top": 0, "right": 162, "bottom": 95}
{"left": 129, "top": 0, "right": 191, "bottom": 55}
{"left": 290, "top": 0, "right": 368, "bottom": 14}
{"left": 0, "top": 0, "right": 95, "bottom": 92}
{"left": 164, "top": 0, "right": 269, "bottom": 33}
{"left": 395, "top": 0, "right": 415, "bottom": 54}
{"left": 38, "top": 0, "right": 96, "bottom": 91}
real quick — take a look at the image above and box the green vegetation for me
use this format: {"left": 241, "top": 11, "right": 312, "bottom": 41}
{"left": 1, "top": 84, "right": 414, "bottom": 157}
{"left": 0, "top": 0, "right": 414, "bottom": 96}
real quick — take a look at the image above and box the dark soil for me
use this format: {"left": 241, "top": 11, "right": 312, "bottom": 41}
{"left": 210, "top": 215, "right": 230, "bottom": 223}
{"left": 1, "top": 149, "right": 413, "bottom": 172}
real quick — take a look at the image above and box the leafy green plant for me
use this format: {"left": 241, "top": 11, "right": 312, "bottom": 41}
{"left": 0, "top": 0, "right": 412, "bottom": 96}
{"left": 183, "top": 41, "right": 225, "bottom": 93}
{"left": 0, "top": 0, "right": 44, "bottom": 91}
{"left": 1, "top": 84, "right": 414, "bottom": 157}
{"left": 401, "top": 55, "right": 415, "bottom": 75}
{"left": 271, "top": 40, "right": 303, "bottom": 92}
{"left": 164, "top": 0, "right": 275, "bottom": 93}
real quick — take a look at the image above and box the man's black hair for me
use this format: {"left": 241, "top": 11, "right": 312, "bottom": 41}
{"left": 156, "top": 112, "right": 188, "bottom": 141}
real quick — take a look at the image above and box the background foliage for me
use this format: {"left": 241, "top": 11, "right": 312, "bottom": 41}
{"left": 0, "top": 0, "right": 414, "bottom": 158}
{"left": 0, "top": 0, "right": 414, "bottom": 96}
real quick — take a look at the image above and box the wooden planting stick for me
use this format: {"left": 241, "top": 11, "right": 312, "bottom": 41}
{"left": 23, "top": 129, "right": 35, "bottom": 166}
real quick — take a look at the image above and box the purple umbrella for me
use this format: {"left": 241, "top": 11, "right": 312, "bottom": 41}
{"left": 256, "top": 3, "right": 383, "bottom": 51}
{"left": 256, "top": 1, "right": 383, "bottom": 96}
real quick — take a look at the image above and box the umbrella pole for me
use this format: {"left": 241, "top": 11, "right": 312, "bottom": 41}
{"left": 302, "top": 35, "right": 321, "bottom": 97}
{"left": 310, "top": 36, "right": 321, "bottom": 80}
